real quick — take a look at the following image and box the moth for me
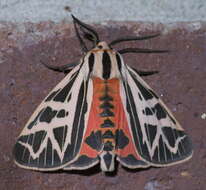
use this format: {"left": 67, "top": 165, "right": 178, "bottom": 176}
{"left": 14, "top": 15, "right": 193, "bottom": 172}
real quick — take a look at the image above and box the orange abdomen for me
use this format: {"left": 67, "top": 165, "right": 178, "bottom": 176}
{"left": 79, "top": 77, "right": 140, "bottom": 162}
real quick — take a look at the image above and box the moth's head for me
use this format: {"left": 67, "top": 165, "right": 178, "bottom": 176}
{"left": 91, "top": 41, "right": 111, "bottom": 52}
{"left": 96, "top": 41, "right": 110, "bottom": 50}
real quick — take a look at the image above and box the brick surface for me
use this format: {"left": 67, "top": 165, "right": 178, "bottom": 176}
{"left": 0, "top": 21, "right": 205, "bottom": 190}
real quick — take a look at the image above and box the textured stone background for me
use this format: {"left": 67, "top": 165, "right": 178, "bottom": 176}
{"left": 0, "top": 0, "right": 206, "bottom": 23}
{"left": 0, "top": 1, "right": 206, "bottom": 190}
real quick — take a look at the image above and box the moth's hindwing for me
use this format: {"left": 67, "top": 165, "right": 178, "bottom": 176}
{"left": 64, "top": 77, "right": 150, "bottom": 171}
{"left": 118, "top": 66, "right": 193, "bottom": 168}
{"left": 13, "top": 64, "right": 94, "bottom": 171}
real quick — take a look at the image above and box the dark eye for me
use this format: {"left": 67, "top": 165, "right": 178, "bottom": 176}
{"left": 97, "top": 45, "right": 103, "bottom": 49}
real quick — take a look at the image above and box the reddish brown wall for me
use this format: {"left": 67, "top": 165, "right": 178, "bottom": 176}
{"left": 0, "top": 21, "right": 205, "bottom": 190}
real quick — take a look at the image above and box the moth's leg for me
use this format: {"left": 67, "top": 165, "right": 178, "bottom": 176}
{"left": 40, "top": 60, "right": 78, "bottom": 74}
{"left": 118, "top": 48, "right": 169, "bottom": 54}
{"left": 137, "top": 70, "right": 159, "bottom": 76}
{"left": 109, "top": 33, "right": 160, "bottom": 46}
{"left": 132, "top": 68, "right": 159, "bottom": 76}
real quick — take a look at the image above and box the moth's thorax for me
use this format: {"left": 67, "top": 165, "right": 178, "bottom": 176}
{"left": 86, "top": 41, "right": 122, "bottom": 80}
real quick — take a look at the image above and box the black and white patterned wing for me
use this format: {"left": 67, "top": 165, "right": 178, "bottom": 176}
{"left": 14, "top": 63, "right": 93, "bottom": 171}
{"left": 120, "top": 66, "right": 193, "bottom": 167}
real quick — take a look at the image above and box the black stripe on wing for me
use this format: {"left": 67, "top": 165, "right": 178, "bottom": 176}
{"left": 122, "top": 70, "right": 192, "bottom": 166}
{"left": 118, "top": 154, "right": 148, "bottom": 168}
{"left": 64, "top": 155, "right": 99, "bottom": 170}
{"left": 64, "top": 80, "right": 89, "bottom": 159}
{"left": 45, "top": 71, "right": 78, "bottom": 103}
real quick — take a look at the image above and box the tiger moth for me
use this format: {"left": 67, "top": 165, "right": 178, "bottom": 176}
{"left": 13, "top": 15, "right": 193, "bottom": 172}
